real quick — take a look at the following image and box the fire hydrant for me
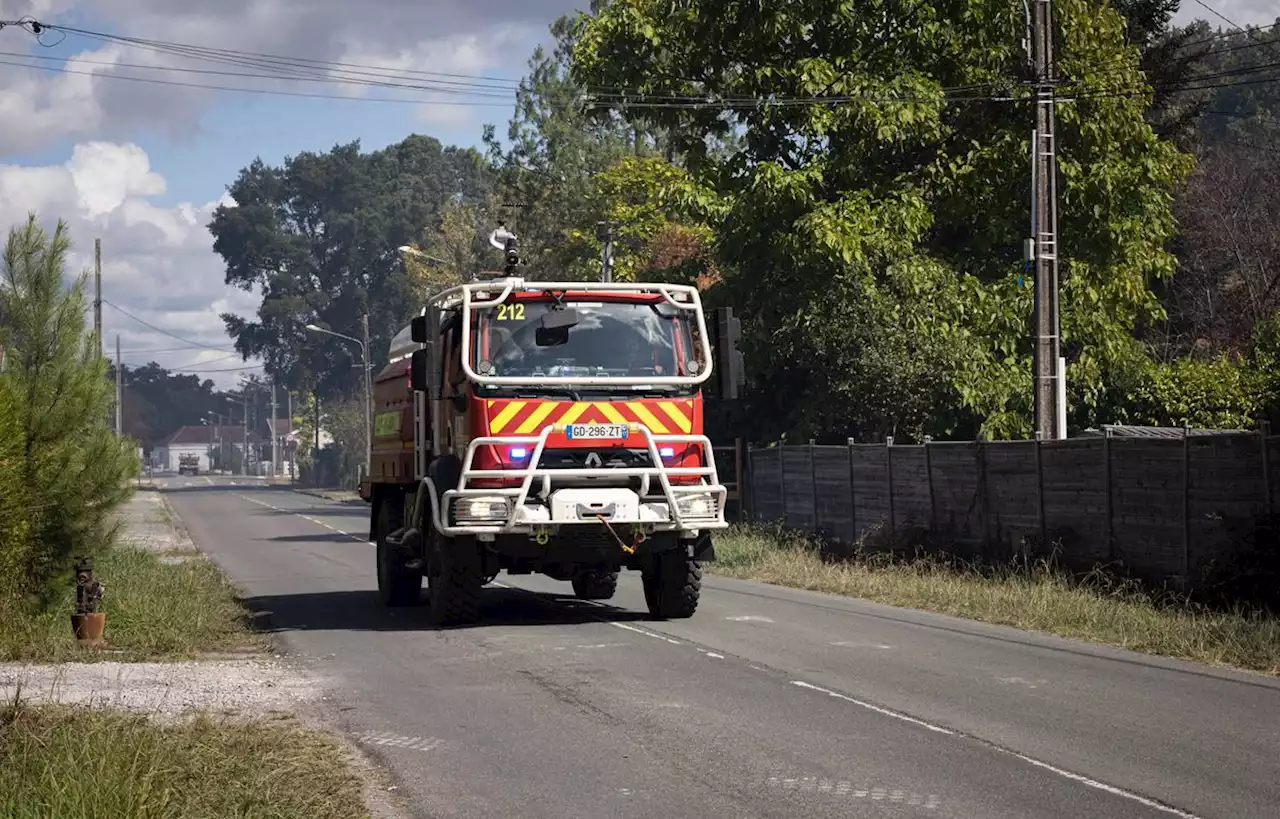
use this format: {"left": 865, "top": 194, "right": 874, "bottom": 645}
{"left": 71, "top": 556, "right": 106, "bottom": 647}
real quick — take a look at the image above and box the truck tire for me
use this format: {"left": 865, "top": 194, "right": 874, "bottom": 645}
{"left": 375, "top": 498, "right": 420, "bottom": 607}
{"left": 571, "top": 570, "right": 619, "bottom": 601}
{"left": 426, "top": 533, "right": 483, "bottom": 626}
{"left": 643, "top": 553, "right": 701, "bottom": 619}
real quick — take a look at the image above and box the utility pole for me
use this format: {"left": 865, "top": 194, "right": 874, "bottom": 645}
{"left": 287, "top": 390, "right": 293, "bottom": 481}
{"left": 114, "top": 335, "right": 122, "bottom": 436}
{"left": 94, "top": 239, "right": 102, "bottom": 359}
{"left": 361, "top": 313, "right": 372, "bottom": 480}
{"left": 597, "top": 220, "right": 615, "bottom": 282}
{"left": 242, "top": 399, "right": 249, "bottom": 476}
{"left": 1029, "top": 0, "right": 1064, "bottom": 440}
{"left": 271, "top": 382, "right": 278, "bottom": 479}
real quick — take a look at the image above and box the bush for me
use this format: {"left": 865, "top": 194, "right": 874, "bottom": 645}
{"left": 1126, "top": 355, "right": 1264, "bottom": 429}
{"left": 0, "top": 215, "right": 138, "bottom": 606}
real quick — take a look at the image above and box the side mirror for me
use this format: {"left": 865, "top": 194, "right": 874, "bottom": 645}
{"left": 712, "top": 306, "right": 744, "bottom": 400}
{"left": 410, "top": 315, "right": 428, "bottom": 343}
{"left": 410, "top": 346, "right": 430, "bottom": 393}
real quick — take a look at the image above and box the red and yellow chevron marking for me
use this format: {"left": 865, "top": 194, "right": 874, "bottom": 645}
{"left": 483, "top": 399, "right": 696, "bottom": 436}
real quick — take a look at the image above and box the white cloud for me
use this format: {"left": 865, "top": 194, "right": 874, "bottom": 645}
{"left": 0, "top": 142, "right": 262, "bottom": 390}
{"left": 333, "top": 25, "right": 532, "bottom": 129}
{"left": 1172, "top": 2, "right": 1278, "bottom": 28}
{"left": 0, "top": 0, "right": 575, "bottom": 152}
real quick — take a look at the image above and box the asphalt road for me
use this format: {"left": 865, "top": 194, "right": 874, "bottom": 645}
{"left": 161, "top": 475, "right": 1280, "bottom": 819}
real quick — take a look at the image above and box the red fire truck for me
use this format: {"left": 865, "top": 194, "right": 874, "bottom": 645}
{"left": 359, "top": 226, "right": 742, "bottom": 625}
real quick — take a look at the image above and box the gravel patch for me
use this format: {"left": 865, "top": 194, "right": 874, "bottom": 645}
{"left": 0, "top": 659, "right": 325, "bottom": 719}
{"left": 115, "top": 491, "right": 185, "bottom": 555}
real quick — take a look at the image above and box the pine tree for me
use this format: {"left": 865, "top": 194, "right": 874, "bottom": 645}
{"left": 0, "top": 214, "right": 138, "bottom": 603}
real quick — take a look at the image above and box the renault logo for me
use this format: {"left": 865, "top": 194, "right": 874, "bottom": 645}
{"left": 584, "top": 452, "right": 603, "bottom": 468}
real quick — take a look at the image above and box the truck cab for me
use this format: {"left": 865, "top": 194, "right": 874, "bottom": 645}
{"left": 364, "top": 230, "right": 743, "bottom": 625}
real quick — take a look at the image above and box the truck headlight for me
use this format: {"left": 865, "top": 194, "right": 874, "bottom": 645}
{"left": 677, "top": 495, "right": 714, "bottom": 518}
{"left": 456, "top": 497, "right": 510, "bottom": 521}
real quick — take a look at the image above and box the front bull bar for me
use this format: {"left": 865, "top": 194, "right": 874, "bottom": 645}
{"left": 428, "top": 422, "right": 728, "bottom": 537}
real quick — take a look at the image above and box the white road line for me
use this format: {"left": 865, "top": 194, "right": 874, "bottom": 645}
{"left": 319, "top": 541, "right": 1204, "bottom": 819}
{"left": 789, "top": 680, "right": 1205, "bottom": 819}
{"left": 236, "top": 494, "right": 370, "bottom": 544}
{"left": 790, "top": 681, "right": 955, "bottom": 736}
{"left": 986, "top": 746, "right": 1205, "bottom": 819}
{"left": 608, "top": 621, "right": 683, "bottom": 645}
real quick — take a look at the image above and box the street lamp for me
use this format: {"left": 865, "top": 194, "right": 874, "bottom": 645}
{"left": 305, "top": 317, "right": 372, "bottom": 481}
{"left": 397, "top": 245, "right": 449, "bottom": 267}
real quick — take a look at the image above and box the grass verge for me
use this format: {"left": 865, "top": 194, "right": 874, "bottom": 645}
{"left": 0, "top": 547, "right": 261, "bottom": 662}
{"left": 0, "top": 698, "right": 370, "bottom": 819}
{"left": 712, "top": 524, "right": 1280, "bottom": 675}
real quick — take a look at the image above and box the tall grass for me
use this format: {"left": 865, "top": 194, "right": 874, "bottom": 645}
{"left": 0, "top": 547, "right": 261, "bottom": 662}
{"left": 712, "top": 524, "right": 1280, "bottom": 675}
{"left": 0, "top": 697, "right": 370, "bottom": 819}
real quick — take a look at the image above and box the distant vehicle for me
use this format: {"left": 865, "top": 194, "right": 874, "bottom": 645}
{"left": 178, "top": 453, "right": 200, "bottom": 476}
{"left": 359, "top": 222, "right": 744, "bottom": 626}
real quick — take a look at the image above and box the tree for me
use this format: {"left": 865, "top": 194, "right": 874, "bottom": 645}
{"left": 401, "top": 193, "right": 501, "bottom": 295}
{"left": 1193, "top": 22, "right": 1280, "bottom": 148}
{"left": 209, "top": 135, "right": 493, "bottom": 402}
{"left": 105, "top": 361, "right": 224, "bottom": 447}
{"left": 0, "top": 215, "right": 138, "bottom": 602}
{"left": 1110, "top": 1, "right": 1213, "bottom": 149}
{"left": 572, "top": 0, "right": 1193, "bottom": 441}
{"left": 0, "top": 376, "right": 33, "bottom": 604}
{"left": 1160, "top": 140, "right": 1280, "bottom": 356}
{"left": 561, "top": 155, "right": 726, "bottom": 283}
{"left": 482, "top": 11, "right": 665, "bottom": 280}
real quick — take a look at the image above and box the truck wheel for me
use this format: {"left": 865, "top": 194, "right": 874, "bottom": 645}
{"left": 375, "top": 499, "right": 420, "bottom": 607}
{"left": 643, "top": 553, "right": 701, "bottom": 620}
{"left": 426, "top": 533, "right": 483, "bottom": 626}
{"left": 571, "top": 570, "right": 619, "bottom": 601}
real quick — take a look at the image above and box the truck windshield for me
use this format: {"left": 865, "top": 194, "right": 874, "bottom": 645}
{"left": 472, "top": 299, "right": 698, "bottom": 386}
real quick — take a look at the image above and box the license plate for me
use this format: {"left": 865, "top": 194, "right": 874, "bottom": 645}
{"left": 566, "top": 423, "right": 628, "bottom": 441}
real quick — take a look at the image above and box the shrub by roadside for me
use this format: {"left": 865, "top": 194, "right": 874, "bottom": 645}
{"left": 711, "top": 523, "right": 1280, "bottom": 675}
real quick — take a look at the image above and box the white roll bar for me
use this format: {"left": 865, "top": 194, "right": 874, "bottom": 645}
{"left": 424, "top": 277, "right": 715, "bottom": 388}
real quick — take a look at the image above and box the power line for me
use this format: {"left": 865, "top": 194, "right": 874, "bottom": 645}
{"left": 120, "top": 343, "right": 238, "bottom": 354}
{"left": 0, "top": 56, "right": 517, "bottom": 106}
{"left": 1189, "top": 0, "right": 1246, "bottom": 34}
{"left": 122, "top": 350, "right": 243, "bottom": 366}
{"left": 171, "top": 362, "right": 265, "bottom": 374}
{"left": 102, "top": 299, "right": 241, "bottom": 351}
{"left": 36, "top": 21, "right": 523, "bottom": 85}
{"left": 0, "top": 50, "right": 519, "bottom": 98}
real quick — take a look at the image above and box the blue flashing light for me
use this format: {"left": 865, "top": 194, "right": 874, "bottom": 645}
{"left": 509, "top": 446, "right": 528, "bottom": 459}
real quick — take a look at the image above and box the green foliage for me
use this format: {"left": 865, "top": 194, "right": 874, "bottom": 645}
{"left": 403, "top": 193, "right": 502, "bottom": 295}
{"left": 563, "top": 155, "right": 726, "bottom": 283}
{"left": 572, "top": 0, "right": 1194, "bottom": 441}
{"left": 0, "top": 378, "right": 32, "bottom": 604}
{"left": 1125, "top": 356, "right": 1264, "bottom": 429}
{"left": 106, "top": 361, "right": 227, "bottom": 448}
{"left": 209, "top": 135, "right": 493, "bottom": 401}
{"left": 0, "top": 215, "right": 138, "bottom": 604}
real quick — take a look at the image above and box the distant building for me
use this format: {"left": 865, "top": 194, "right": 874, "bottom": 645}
{"left": 155, "top": 425, "right": 263, "bottom": 473}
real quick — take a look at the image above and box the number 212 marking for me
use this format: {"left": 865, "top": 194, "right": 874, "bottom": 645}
{"left": 496, "top": 303, "right": 526, "bottom": 321}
